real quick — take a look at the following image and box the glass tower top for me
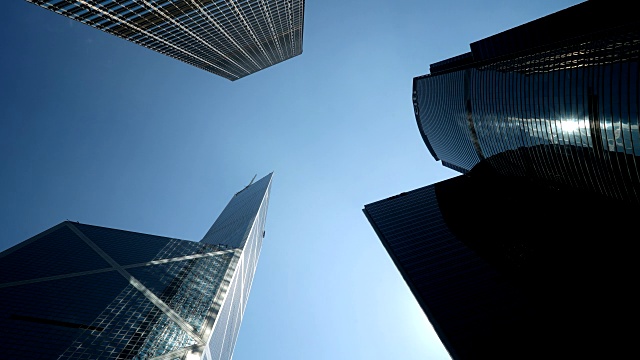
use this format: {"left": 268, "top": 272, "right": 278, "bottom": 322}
{"left": 0, "top": 173, "right": 273, "bottom": 360}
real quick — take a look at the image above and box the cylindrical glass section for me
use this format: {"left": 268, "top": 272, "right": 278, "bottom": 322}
{"left": 414, "top": 72, "right": 481, "bottom": 172}
{"left": 471, "top": 59, "right": 640, "bottom": 203}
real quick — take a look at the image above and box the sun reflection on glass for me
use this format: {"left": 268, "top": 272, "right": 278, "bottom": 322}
{"left": 561, "top": 119, "right": 581, "bottom": 133}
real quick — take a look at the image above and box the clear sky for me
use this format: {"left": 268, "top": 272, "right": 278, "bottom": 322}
{"left": 1, "top": 1, "right": 581, "bottom": 359}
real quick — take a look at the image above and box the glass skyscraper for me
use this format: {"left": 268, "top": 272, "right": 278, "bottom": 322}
{"left": 25, "top": 0, "right": 305, "bottom": 80}
{"left": 364, "top": 171, "right": 636, "bottom": 360}
{"left": 413, "top": 0, "right": 640, "bottom": 204}
{"left": 366, "top": 1, "right": 639, "bottom": 359}
{"left": 0, "top": 172, "right": 273, "bottom": 360}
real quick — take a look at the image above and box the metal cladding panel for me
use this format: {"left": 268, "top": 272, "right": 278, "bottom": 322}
{"left": 205, "top": 253, "right": 245, "bottom": 360}
{"left": 25, "top": 0, "right": 305, "bottom": 80}
{"left": 203, "top": 174, "right": 270, "bottom": 360}
{"left": 205, "top": 218, "right": 264, "bottom": 360}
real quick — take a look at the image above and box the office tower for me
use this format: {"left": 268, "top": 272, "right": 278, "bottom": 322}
{"left": 413, "top": 0, "right": 640, "bottom": 204}
{"left": 364, "top": 169, "right": 636, "bottom": 359}
{"left": 0, "top": 172, "right": 273, "bottom": 360}
{"left": 366, "top": 1, "right": 639, "bottom": 359}
{"left": 25, "top": 0, "right": 305, "bottom": 80}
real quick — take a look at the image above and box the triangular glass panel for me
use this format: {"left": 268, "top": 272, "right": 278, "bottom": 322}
{"left": 127, "top": 252, "right": 235, "bottom": 332}
{"left": 75, "top": 223, "right": 227, "bottom": 266}
{"left": 57, "top": 284, "right": 198, "bottom": 359}
{"left": 0, "top": 271, "right": 129, "bottom": 359}
{"left": 0, "top": 225, "right": 111, "bottom": 284}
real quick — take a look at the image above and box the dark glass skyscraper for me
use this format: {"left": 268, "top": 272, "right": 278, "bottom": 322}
{"left": 366, "top": 1, "right": 639, "bottom": 359}
{"left": 413, "top": 0, "right": 640, "bottom": 204}
{"left": 0, "top": 172, "right": 273, "bottom": 360}
{"left": 26, "top": 0, "right": 305, "bottom": 80}
{"left": 364, "top": 171, "right": 636, "bottom": 360}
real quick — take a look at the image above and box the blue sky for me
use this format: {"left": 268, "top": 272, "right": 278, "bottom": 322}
{"left": 1, "top": 1, "right": 581, "bottom": 359}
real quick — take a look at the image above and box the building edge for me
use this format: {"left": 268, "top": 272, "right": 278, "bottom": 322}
{"left": 362, "top": 204, "right": 457, "bottom": 360}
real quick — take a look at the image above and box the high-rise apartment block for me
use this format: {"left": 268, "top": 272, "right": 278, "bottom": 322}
{"left": 26, "top": 0, "right": 305, "bottom": 80}
{"left": 0, "top": 173, "right": 273, "bottom": 360}
{"left": 366, "top": 1, "right": 639, "bottom": 359}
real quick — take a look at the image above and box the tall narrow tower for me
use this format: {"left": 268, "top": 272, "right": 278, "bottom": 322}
{"left": 0, "top": 172, "right": 273, "bottom": 360}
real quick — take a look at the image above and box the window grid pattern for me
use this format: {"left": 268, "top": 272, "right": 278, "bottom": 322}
{"left": 414, "top": 29, "right": 640, "bottom": 204}
{"left": 201, "top": 172, "right": 272, "bottom": 248}
{"left": 363, "top": 173, "right": 640, "bottom": 359}
{"left": 0, "top": 223, "right": 248, "bottom": 359}
{"left": 470, "top": 60, "right": 640, "bottom": 203}
{"left": 26, "top": 0, "right": 305, "bottom": 80}
{"left": 73, "top": 223, "right": 230, "bottom": 266}
{"left": 0, "top": 272, "right": 130, "bottom": 359}
{"left": 482, "top": 27, "right": 640, "bottom": 76}
{"left": 1, "top": 172, "right": 272, "bottom": 360}
{"left": 413, "top": 71, "right": 481, "bottom": 171}
{"left": 127, "top": 253, "right": 235, "bottom": 332}
{"left": 363, "top": 185, "right": 525, "bottom": 360}
{"left": 58, "top": 285, "right": 198, "bottom": 359}
{"left": 0, "top": 225, "right": 111, "bottom": 283}
{"left": 205, "top": 186, "right": 268, "bottom": 360}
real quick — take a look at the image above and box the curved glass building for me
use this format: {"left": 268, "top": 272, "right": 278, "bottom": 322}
{"left": 414, "top": 0, "right": 640, "bottom": 204}
{"left": 366, "top": 2, "right": 640, "bottom": 359}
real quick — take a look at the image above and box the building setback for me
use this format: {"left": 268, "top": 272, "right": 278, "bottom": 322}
{"left": 413, "top": 0, "right": 640, "bottom": 204}
{"left": 0, "top": 172, "right": 273, "bottom": 360}
{"left": 26, "top": 0, "right": 305, "bottom": 80}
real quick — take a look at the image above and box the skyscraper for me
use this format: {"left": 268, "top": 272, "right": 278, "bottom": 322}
{"left": 413, "top": 0, "right": 640, "bottom": 204}
{"left": 0, "top": 172, "right": 273, "bottom": 360}
{"left": 366, "top": 1, "right": 639, "bottom": 358}
{"left": 364, "top": 170, "right": 636, "bottom": 359}
{"left": 25, "top": 0, "right": 305, "bottom": 80}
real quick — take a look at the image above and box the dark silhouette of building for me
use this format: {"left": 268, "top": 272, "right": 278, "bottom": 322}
{"left": 366, "top": 1, "right": 639, "bottom": 358}
{"left": 0, "top": 173, "right": 273, "bottom": 360}
{"left": 364, "top": 169, "right": 636, "bottom": 360}
{"left": 26, "top": 0, "right": 305, "bottom": 80}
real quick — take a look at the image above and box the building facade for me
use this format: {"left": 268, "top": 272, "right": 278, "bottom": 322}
{"left": 26, "top": 0, "right": 305, "bottom": 80}
{"left": 366, "top": 2, "right": 639, "bottom": 358}
{"left": 364, "top": 171, "right": 636, "bottom": 359}
{"left": 0, "top": 172, "right": 273, "bottom": 360}
{"left": 413, "top": 0, "right": 640, "bottom": 204}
